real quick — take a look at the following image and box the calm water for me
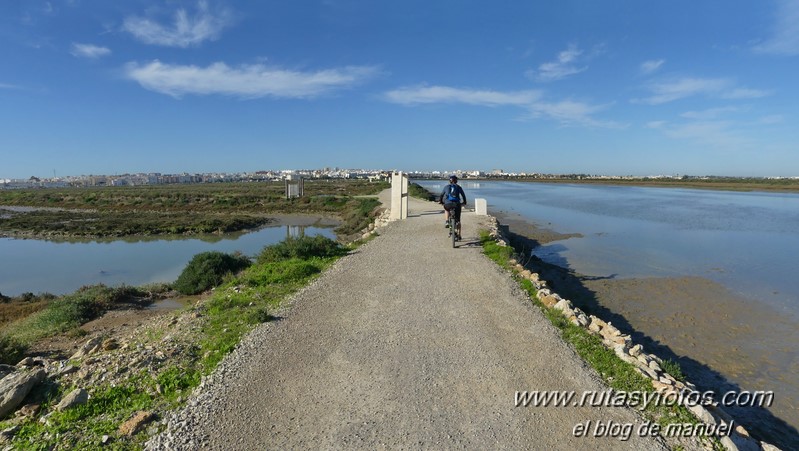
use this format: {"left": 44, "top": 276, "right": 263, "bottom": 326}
{"left": 0, "top": 224, "right": 335, "bottom": 296}
{"left": 421, "top": 180, "right": 799, "bottom": 444}
{"left": 421, "top": 180, "right": 799, "bottom": 317}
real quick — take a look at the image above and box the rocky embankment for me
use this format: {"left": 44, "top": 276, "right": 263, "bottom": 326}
{"left": 0, "top": 300, "right": 207, "bottom": 447}
{"left": 483, "top": 216, "right": 781, "bottom": 451}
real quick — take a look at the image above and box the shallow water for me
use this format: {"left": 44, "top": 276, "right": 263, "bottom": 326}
{"left": 419, "top": 180, "right": 799, "bottom": 445}
{"left": 421, "top": 181, "right": 799, "bottom": 316}
{"left": 0, "top": 223, "right": 336, "bottom": 296}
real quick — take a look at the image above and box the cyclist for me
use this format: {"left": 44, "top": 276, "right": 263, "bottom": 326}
{"left": 439, "top": 175, "right": 467, "bottom": 240}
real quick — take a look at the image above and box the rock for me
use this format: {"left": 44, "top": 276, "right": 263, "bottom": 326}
{"left": 101, "top": 435, "right": 112, "bottom": 445}
{"left": 57, "top": 365, "right": 79, "bottom": 377}
{"left": 15, "top": 403, "right": 40, "bottom": 418}
{"left": 520, "top": 270, "right": 532, "bottom": 278}
{"left": 536, "top": 288, "right": 552, "bottom": 298}
{"left": 658, "top": 376, "right": 673, "bottom": 385}
{"left": 0, "top": 425, "right": 20, "bottom": 444}
{"left": 540, "top": 295, "right": 559, "bottom": 308}
{"left": 529, "top": 273, "right": 540, "bottom": 282}
{"left": 651, "top": 381, "right": 672, "bottom": 393}
{"left": 71, "top": 337, "right": 104, "bottom": 360}
{"left": 0, "top": 368, "right": 46, "bottom": 419}
{"left": 0, "top": 366, "right": 14, "bottom": 380}
{"left": 687, "top": 404, "right": 716, "bottom": 424}
{"left": 629, "top": 344, "right": 643, "bottom": 357}
{"left": 15, "top": 358, "right": 36, "bottom": 368}
{"left": 553, "top": 299, "right": 573, "bottom": 311}
{"left": 721, "top": 433, "right": 761, "bottom": 451}
{"left": 119, "top": 411, "right": 155, "bottom": 436}
{"left": 55, "top": 388, "right": 89, "bottom": 411}
{"left": 761, "top": 443, "right": 781, "bottom": 451}
{"left": 101, "top": 339, "right": 119, "bottom": 351}
{"left": 648, "top": 359, "right": 662, "bottom": 373}
{"left": 575, "top": 313, "right": 589, "bottom": 327}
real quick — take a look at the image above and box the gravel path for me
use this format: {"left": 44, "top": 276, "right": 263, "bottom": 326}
{"left": 147, "top": 194, "right": 666, "bottom": 450}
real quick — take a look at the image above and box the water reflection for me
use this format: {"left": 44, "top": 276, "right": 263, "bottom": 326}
{"left": 0, "top": 221, "right": 337, "bottom": 296}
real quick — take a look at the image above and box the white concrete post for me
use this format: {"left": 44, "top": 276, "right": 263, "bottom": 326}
{"left": 390, "top": 171, "right": 409, "bottom": 220}
{"left": 401, "top": 174, "right": 408, "bottom": 219}
{"left": 475, "top": 198, "right": 488, "bottom": 216}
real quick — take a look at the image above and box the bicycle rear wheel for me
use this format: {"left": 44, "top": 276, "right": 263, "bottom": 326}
{"left": 450, "top": 217, "right": 457, "bottom": 248}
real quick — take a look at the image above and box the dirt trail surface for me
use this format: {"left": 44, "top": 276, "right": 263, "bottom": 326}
{"left": 148, "top": 193, "right": 666, "bottom": 450}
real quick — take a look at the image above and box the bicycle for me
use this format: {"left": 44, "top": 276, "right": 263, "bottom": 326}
{"left": 445, "top": 202, "right": 466, "bottom": 248}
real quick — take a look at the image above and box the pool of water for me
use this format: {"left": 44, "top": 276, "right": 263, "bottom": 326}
{"left": 0, "top": 223, "right": 336, "bottom": 296}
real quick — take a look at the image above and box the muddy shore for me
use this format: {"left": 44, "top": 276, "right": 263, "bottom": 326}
{"left": 494, "top": 210, "right": 799, "bottom": 450}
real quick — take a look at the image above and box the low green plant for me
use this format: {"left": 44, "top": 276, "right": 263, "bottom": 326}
{"left": 2, "top": 285, "right": 145, "bottom": 346}
{"left": 174, "top": 251, "right": 252, "bottom": 295}
{"left": 256, "top": 235, "right": 345, "bottom": 263}
{"left": 408, "top": 183, "right": 435, "bottom": 201}
{"left": 0, "top": 334, "right": 27, "bottom": 365}
{"left": 661, "top": 358, "right": 686, "bottom": 382}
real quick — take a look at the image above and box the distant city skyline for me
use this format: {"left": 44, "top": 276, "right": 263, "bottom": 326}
{"left": 2, "top": 1, "right": 798, "bottom": 179}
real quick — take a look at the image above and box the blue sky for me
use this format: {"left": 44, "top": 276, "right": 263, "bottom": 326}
{"left": 1, "top": 0, "right": 798, "bottom": 179}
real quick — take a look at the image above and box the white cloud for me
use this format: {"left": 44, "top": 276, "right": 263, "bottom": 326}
{"left": 528, "top": 100, "right": 625, "bottom": 128}
{"left": 0, "top": 82, "right": 21, "bottom": 90}
{"left": 124, "top": 60, "right": 379, "bottom": 98}
{"left": 122, "top": 1, "right": 233, "bottom": 48}
{"left": 646, "top": 120, "right": 667, "bottom": 129}
{"left": 528, "top": 44, "right": 588, "bottom": 82}
{"left": 721, "top": 87, "right": 773, "bottom": 99}
{"left": 384, "top": 84, "right": 621, "bottom": 128}
{"left": 759, "top": 115, "right": 784, "bottom": 124}
{"left": 70, "top": 43, "right": 111, "bottom": 58}
{"left": 383, "top": 85, "right": 542, "bottom": 106}
{"left": 635, "top": 77, "right": 774, "bottom": 105}
{"left": 680, "top": 106, "right": 742, "bottom": 120}
{"left": 753, "top": 0, "right": 799, "bottom": 55}
{"left": 662, "top": 121, "right": 746, "bottom": 148}
{"left": 636, "top": 77, "right": 732, "bottom": 105}
{"left": 640, "top": 59, "right": 665, "bottom": 74}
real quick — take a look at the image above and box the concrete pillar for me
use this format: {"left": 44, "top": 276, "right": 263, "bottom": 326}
{"left": 475, "top": 198, "right": 488, "bottom": 215}
{"left": 390, "top": 172, "right": 408, "bottom": 220}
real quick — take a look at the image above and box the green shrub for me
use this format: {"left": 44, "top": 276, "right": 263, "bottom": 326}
{"left": 0, "top": 334, "right": 27, "bottom": 364}
{"left": 256, "top": 235, "right": 344, "bottom": 263}
{"left": 174, "top": 251, "right": 252, "bottom": 295}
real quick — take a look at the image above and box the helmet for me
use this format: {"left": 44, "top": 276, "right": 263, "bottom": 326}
{"left": 449, "top": 175, "right": 458, "bottom": 182}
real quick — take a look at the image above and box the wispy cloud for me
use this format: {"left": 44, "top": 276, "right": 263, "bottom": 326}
{"left": 753, "top": 0, "right": 799, "bottom": 55}
{"left": 0, "top": 82, "right": 22, "bottom": 90}
{"left": 680, "top": 106, "right": 742, "bottom": 120}
{"left": 384, "top": 84, "right": 621, "bottom": 128}
{"left": 122, "top": 1, "right": 234, "bottom": 48}
{"left": 70, "top": 43, "right": 111, "bottom": 59}
{"left": 634, "top": 77, "right": 772, "bottom": 105}
{"left": 640, "top": 59, "right": 665, "bottom": 74}
{"left": 662, "top": 120, "right": 746, "bottom": 148}
{"left": 527, "top": 44, "right": 588, "bottom": 82}
{"left": 383, "top": 85, "right": 542, "bottom": 106}
{"left": 527, "top": 99, "right": 623, "bottom": 128}
{"left": 124, "top": 60, "right": 379, "bottom": 98}
{"left": 721, "top": 87, "right": 773, "bottom": 99}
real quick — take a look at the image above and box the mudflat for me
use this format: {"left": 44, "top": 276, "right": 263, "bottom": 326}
{"left": 496, "top": 211, "right": 799, "bottom": 449}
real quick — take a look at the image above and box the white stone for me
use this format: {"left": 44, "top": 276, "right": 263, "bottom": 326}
{"left": 553, "top": 299, "right": 573, "bottom": 311}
